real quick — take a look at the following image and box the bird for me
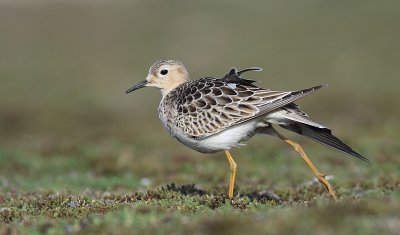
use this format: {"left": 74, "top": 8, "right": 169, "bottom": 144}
{"left": 125, "top": 59, "right": 369, "bottom": 200}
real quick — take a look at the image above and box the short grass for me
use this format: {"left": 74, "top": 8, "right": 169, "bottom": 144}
{"left": 1, "top": 125, "right": 399, "bottom": 234}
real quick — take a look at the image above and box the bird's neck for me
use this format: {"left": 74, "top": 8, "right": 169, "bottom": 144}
{"left": 160, "top": 79, "right": 188, "bottom": 98}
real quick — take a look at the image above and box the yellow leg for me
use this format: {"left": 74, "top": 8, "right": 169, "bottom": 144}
{"left": 224, "top": 150, "right": 237, "bottom": 199}
{"left": 275, "top": 132, "right": 338, "bottom": 200}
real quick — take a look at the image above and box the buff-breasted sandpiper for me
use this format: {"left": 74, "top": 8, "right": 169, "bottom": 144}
{"left": 126, "top": 59, "right": 369, "bottom": 200}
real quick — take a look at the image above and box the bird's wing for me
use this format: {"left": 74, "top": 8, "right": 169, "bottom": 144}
{"left": 268, "top": 103, "right": 328, "bottom": 129}
{"left": 264, "top": 103, "right": 369, "bottom": 162}
{"left": 172, "top": 77, "right": 325, "bottom": 139}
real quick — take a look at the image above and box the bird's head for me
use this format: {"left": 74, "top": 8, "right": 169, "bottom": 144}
{"left": 126, "top": 59, "right": 189, "bottom": 97}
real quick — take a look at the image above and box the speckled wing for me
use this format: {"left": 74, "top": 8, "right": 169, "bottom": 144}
{"left": 171, "top": 77, "right": 325, "bottom": 139}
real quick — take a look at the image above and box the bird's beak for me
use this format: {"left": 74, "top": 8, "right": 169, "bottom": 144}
{"left": 125, "top": 79, "right": 148, "bottom": 94}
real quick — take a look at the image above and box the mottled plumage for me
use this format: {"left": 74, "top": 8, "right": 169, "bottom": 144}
{"left": 126, "top": 59, "right": 368, "bottom": 200}
{"left": 159, "top": 77, "right": 319, "bottom": 139}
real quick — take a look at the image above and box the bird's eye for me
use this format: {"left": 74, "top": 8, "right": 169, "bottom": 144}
{"left": 160, "top": 69, "right": 168, "bottom": 75}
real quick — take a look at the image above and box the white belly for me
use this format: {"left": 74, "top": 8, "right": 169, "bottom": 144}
{"left": 174, "top": 118, "right": 267, "bottom": 154}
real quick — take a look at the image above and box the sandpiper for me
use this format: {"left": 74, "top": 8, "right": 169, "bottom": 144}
{"left": 126, "top": 59, "right": 368, "bottom": 200}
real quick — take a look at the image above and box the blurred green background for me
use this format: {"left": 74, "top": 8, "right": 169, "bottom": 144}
{"left": 0, "top": 0, "right": 399, "bottom": 233}
{"left": 1, "top": 0, "right": 399, "bottom": 148}
{"left": 1, "top": 0, "right": 400, "bottom": 192}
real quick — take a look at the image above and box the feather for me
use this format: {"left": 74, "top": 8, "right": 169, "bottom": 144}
{"left": 280, "top": 123, "right": 370, "bottom": 162}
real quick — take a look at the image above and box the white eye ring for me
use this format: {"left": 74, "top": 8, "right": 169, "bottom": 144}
{"left": 160, "top": 69, "right": 168, "bottom": 75}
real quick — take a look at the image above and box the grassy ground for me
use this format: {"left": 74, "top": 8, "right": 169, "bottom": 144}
{"left": 1, "top": 124, "right": 399, "bottom": 234}
{"left": 1, "top": 1, "right": 400, "bottom": 234}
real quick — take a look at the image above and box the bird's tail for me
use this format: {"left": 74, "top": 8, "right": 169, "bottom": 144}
{"left": 280, "top": 123, "right": 370, "bottom": 163}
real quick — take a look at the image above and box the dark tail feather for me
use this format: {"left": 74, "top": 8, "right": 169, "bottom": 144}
{"left": 280, "top": 124, "right": 370, "bottom": 163}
